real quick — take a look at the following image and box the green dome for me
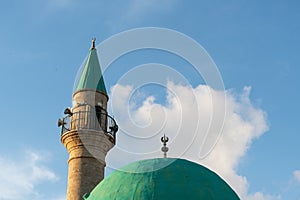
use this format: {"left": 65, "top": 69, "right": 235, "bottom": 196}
{"left": 83, "top": 158, "right": 240, "bottom": 200}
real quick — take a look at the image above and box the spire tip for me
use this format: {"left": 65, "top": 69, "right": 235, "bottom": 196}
{"left": 91, "top": 37, "right": 96, "bottom": 50}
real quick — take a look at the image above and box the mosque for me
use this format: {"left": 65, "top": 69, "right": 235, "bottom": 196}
{"left": 58, "top": 39, "right": 240, "bottom": 200}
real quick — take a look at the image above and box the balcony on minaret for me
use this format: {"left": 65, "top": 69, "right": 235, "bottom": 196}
{"left": 72, "top": 105, "right": 117, "bottom": 137}
{"left": 59, "top": 105, "right": 118, "bottom": 143}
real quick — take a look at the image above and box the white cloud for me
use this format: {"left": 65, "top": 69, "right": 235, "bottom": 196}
{"left": 293, "top": 170, "right": 300, "bottom": 182}
{"left": 246, "top": 192, "right": 281, "bottom": 200}
{"left": 0, "top": 151, "right": 58, "bottom": 200}
{"left": 106, "top": 82, "right": 278, "bottom": 199}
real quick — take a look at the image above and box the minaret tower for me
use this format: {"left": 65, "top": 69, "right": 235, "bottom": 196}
{"left": 59, "top": 38, "right": 118, "bottom": 200}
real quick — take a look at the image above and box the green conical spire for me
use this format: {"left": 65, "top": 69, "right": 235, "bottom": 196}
{"left": 75, "top": 38, "right": 107, "bottom": 94}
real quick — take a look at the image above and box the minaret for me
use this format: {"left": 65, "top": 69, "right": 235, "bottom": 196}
{"left": 59, "top": 38, "right": 118, "bottom": 200}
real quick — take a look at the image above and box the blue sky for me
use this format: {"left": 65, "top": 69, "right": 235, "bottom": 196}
{"left": 0, "top": 0, "right": 299, "bottom": 199}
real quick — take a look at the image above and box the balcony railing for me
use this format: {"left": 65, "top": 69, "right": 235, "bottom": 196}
{"left": 60, "top": 110, "right": 118, "bottom": 142}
